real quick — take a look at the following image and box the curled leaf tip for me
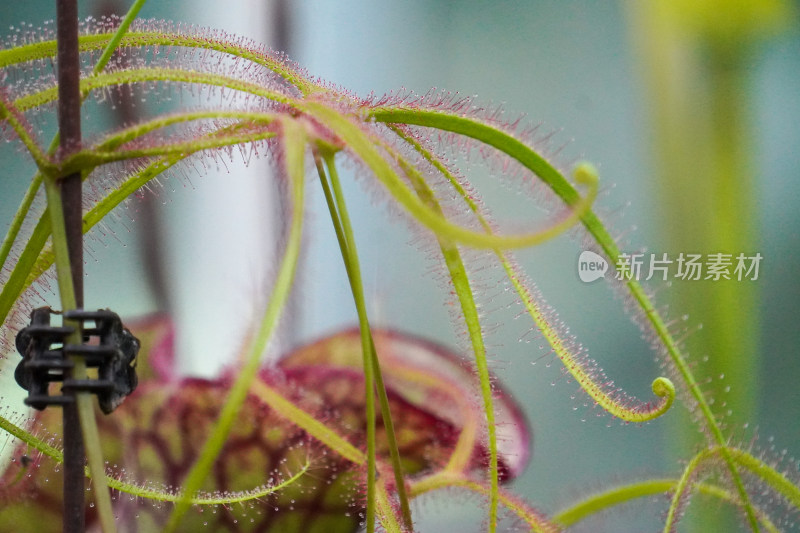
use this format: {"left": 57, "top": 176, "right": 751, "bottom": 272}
{"left": 652, "top": 376, "right": 675, "bottom": 399}
{"left": 605, "top": 376, "right": 675, "bottom": 424}
{"left": 573, "top": 161, "right": 599, "bottom": 188}
{"left": 579, "top": 371, "right": 676, "bottom": 424}
{"left": 571, "top": 161, "right": 599, "bottom": 209}
{"left": 649, "top": 376, "right": 676, "bottom": 416}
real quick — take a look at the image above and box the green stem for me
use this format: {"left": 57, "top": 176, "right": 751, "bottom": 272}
{"left": 312, "top": 150, "right": 380, "bottom": 532}
{"left": 319, "top": 150, "right": 413, "bottom": 529}
{"left": 74, "top": 395, "right": 114, "bottom": 531}
{"left": 366, "top": 336, "right": 414, "bottom": 529}
{"left": 42, "top": 176, "right": 115, "bottom": 532}
{"left": 554, "top": 477, "right": 779, "bottom": 532}
{"left": 115, "top": 460, "right": 312, "bottom": 505}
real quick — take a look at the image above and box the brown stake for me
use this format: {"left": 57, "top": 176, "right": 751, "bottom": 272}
{"left": 55, "top": 0, "right": 85, "bottom": 531}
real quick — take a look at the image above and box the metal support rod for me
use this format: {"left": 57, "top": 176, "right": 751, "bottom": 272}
{"left": 55, "top": 0, "right": 85, "bottom": 531}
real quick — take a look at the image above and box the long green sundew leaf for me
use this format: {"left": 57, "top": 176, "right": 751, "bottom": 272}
{"left": 664, "top": 446, "right": 715, "bottom": 532}
{"left": 0, "top": 24, "right": 313, "bottom": 96}
{"left": 0, "top": 414, "right": 63, "bottom": 463}
{"left": 665, "top": 446, "right": 800, "bottom": 532}
{"left": 554, "top": 478, "right": 677, "bottom": 528}
{"left": 370, "top": 107, "right": 758, "bottom": 523}
{"left": 0, "top": 174, "right": 42, "bottom": 287}
{"left": 110, "top": 460, "right": 313, "bottom": 505}
{"left": 367, "top": 336, "right": 414, "bottom": 529}
{"left": 0, "top": 2, "right": 144, "bottom": 71}
{"left": 314, "top": 150, "right": 413, "bottom": 531}
{"left": 1, "top": 412, "right": 312, "bottom": 506}
{"left": 368, "top": 137, "right": 502, "bottom": 530}
{"left": 0, "top": 30, "right": 314, "bottom": 95}
{"left": 410, "top": 472, "right": 560, "bottom": 533}
{"left": 375, "top": 483, "right": 405, "bottom": 533}
{"left": 504, "top": 252, "right": 675, "bottom": 422}
{"left": 113, "top": 31, "right": 313, "bottom": 93}
{"left": 0, "top": 214, "right": 51, "bottom": 327}
{"left": 388, "top": 126, "right": 675, "bottom": 423}
{"left": 163, "top": 119, "right": 306, "bottom": 533}
{"left": 437, "top": 237, "right": 502, "bottom": 533}
{"left": 249, "top": 379, "right": 365, "bottom": 465}
{"left": 304, "top": 101, "right": 596, "bottom": 250}
{"left": 89, "top": 110, "right": 278, "bottom": 152}
{"left": 65, "top": 128, "right": 277, "bottom": 171}
{"left": 79, "top": 117, "right": 278, "bottom": 227}
{"left": 726, "top": 448, "right": 800, "bottom": 510}
{"left": 89, "top": 0, "right": 149, "bottom": 77}
{"left": 13, "top": 67, "right": 297, "bottom": 113}
{"left": 0, "top": 96, "right": 53, "bottom": 173}
{"left": 368, "top": 109, "right": 590, "bottom": 225}
{"left": 553, "top": 478, "right": 780, "bottom": 533}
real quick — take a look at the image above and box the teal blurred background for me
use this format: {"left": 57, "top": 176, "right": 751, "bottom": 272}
{"left": 1, "top": 1, "right": 799, "bottom": 531}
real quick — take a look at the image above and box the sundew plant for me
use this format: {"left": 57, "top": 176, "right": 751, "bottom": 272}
{"left": 1, "top": 1, "right": 799, "bottom": 532}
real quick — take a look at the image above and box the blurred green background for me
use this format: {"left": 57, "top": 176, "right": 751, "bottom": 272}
{"left": 1, "top": 1, "right": 799, "bottom": 531}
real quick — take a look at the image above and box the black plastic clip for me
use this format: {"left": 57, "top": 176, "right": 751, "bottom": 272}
{"left": 15, "top": 307, "right": 140, "bottom": 414}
